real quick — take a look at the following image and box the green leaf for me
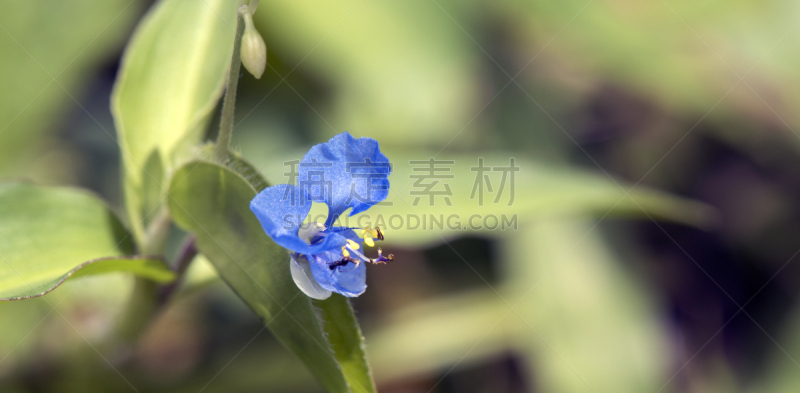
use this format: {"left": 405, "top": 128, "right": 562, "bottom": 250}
{"left": 111, "top": 0, "right": 242, "bottom": 243}
{"left": 1, "top": 256, "right": 174, "bottom": 302}
{"left": 316, "top": 295, "right": 377, "bottom": 393}
{"left": 245, "top": 149, "right": 715, "bottom": 247}
{"left": 0, "top": 0, "right": 142, "bottom": 180}
{"left": 140, "top": 150, "right": 166, "bottom": 228}
{"left": 752, "top": 301, "right": 800, "bottom": 392}
{"left": 507, "top": 220, "right": 668, "bottom": 392}
{"left": 369, "top": 154, "right": 714, "bottom": 248}
{"left": 0, "top": 183, "right": 175, "bottom": 301}
{"left": 198, "top": 142, "right": 270, "bottom": 192}
{"left": 168, "top": 160, "right": 376, "bottom": 393}
{"left": 362, "top": 220, "right": 671, "bottom": 390}
{"left": 364, "top": 290, "right": 519, "bottom": 381}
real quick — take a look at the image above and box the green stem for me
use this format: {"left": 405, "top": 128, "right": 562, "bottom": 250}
{"left": 117, "top": 278, "right": 158, "bottom": 343}
{"left": 116, "top": 208, "right": 171, "bottom": 343}
{"left": 214, "top": 6, "right": 248, "bottom": 161}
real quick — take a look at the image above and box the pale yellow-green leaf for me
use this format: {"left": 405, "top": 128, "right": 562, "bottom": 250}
{"left": 112, "top": 0, "right": 242, "bottom": 242}
{"left": 239, "top": 147, "right": 715, "bottom": 247}
{"left": 0, "top": 183, "right": 174, "bottom": 302}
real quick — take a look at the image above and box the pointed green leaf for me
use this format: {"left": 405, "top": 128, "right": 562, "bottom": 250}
{"left": 168, "top": 160, "right": 376, "bottom": 393}
{"left": 111, "top": 0, "right": 242, "bottom": 243}
{"left": 0, "top": 183, "right": 174, "bottom": 301}
{"left": 246, "top": 149, "right": 716, "bottom": 247}
{"left": 374, "top": 154, "right": 715, "bottom": 246}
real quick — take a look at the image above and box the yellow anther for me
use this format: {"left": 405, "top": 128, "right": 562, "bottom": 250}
{"left": 346, "top": 239, "right": 360, "bottom": 250}
{"left": 363, "top": 236, "right": 375, "bottom": 247}
{"left": 361, "top": 227, "right": 378, "bottom": 238}
{"left": 341, "top": 247, "right": 350, "bottom": 257}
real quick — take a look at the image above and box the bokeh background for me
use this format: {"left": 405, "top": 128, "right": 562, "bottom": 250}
{"left": 3, "top": 0, "right": 800, "bottom": 392}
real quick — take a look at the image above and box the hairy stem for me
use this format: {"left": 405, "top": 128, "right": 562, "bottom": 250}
{"left": 214, "top": 6, "right": 248, "bottom": 161}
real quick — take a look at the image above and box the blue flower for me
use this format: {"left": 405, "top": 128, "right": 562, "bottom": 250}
{"left": 250, "top": 132, "right": 393, "bottom": 299}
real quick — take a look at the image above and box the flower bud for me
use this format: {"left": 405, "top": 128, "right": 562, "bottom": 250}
{"left": 240, "top": 12, "right": 266, "bottom": 79}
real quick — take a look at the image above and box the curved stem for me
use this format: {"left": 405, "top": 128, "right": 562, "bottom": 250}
{"left": 158, "top": 235, "right": 198, "bottom": 305}
{"left": 214, "top": 6, "right": 248, "bottom": 161}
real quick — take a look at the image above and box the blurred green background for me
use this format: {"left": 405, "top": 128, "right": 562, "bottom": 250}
{"left": 3, "top": 0, "right": 800, "bottom": 392}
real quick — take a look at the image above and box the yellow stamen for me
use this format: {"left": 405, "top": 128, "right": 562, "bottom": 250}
{"left": 346, "top": 239, "right": 360, "bottom": 250}
{"left": 363, "top": 236, "right": 375, "bottom": 247}
{"left": 361, "top": 227, "right": 378, "bottom": 238}
{"left": 341, "top": 247, "right": 350, "bottom": 257}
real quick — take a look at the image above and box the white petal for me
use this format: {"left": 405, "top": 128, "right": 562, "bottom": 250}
{"left": 290, "top": 255, "right": 331, "bottom": 300}
{"left": 298, "top": 222, "right": 326, "bottom": 244}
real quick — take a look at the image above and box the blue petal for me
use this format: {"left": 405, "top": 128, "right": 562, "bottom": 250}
{"left": 250, "top": 184, "right": 350, "bottom": 254}
{"left": 308, "top": 250, "right": 367, "bottom": 297}
{"left": 298, "top": 132, "right": 391, "bottom": 226}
